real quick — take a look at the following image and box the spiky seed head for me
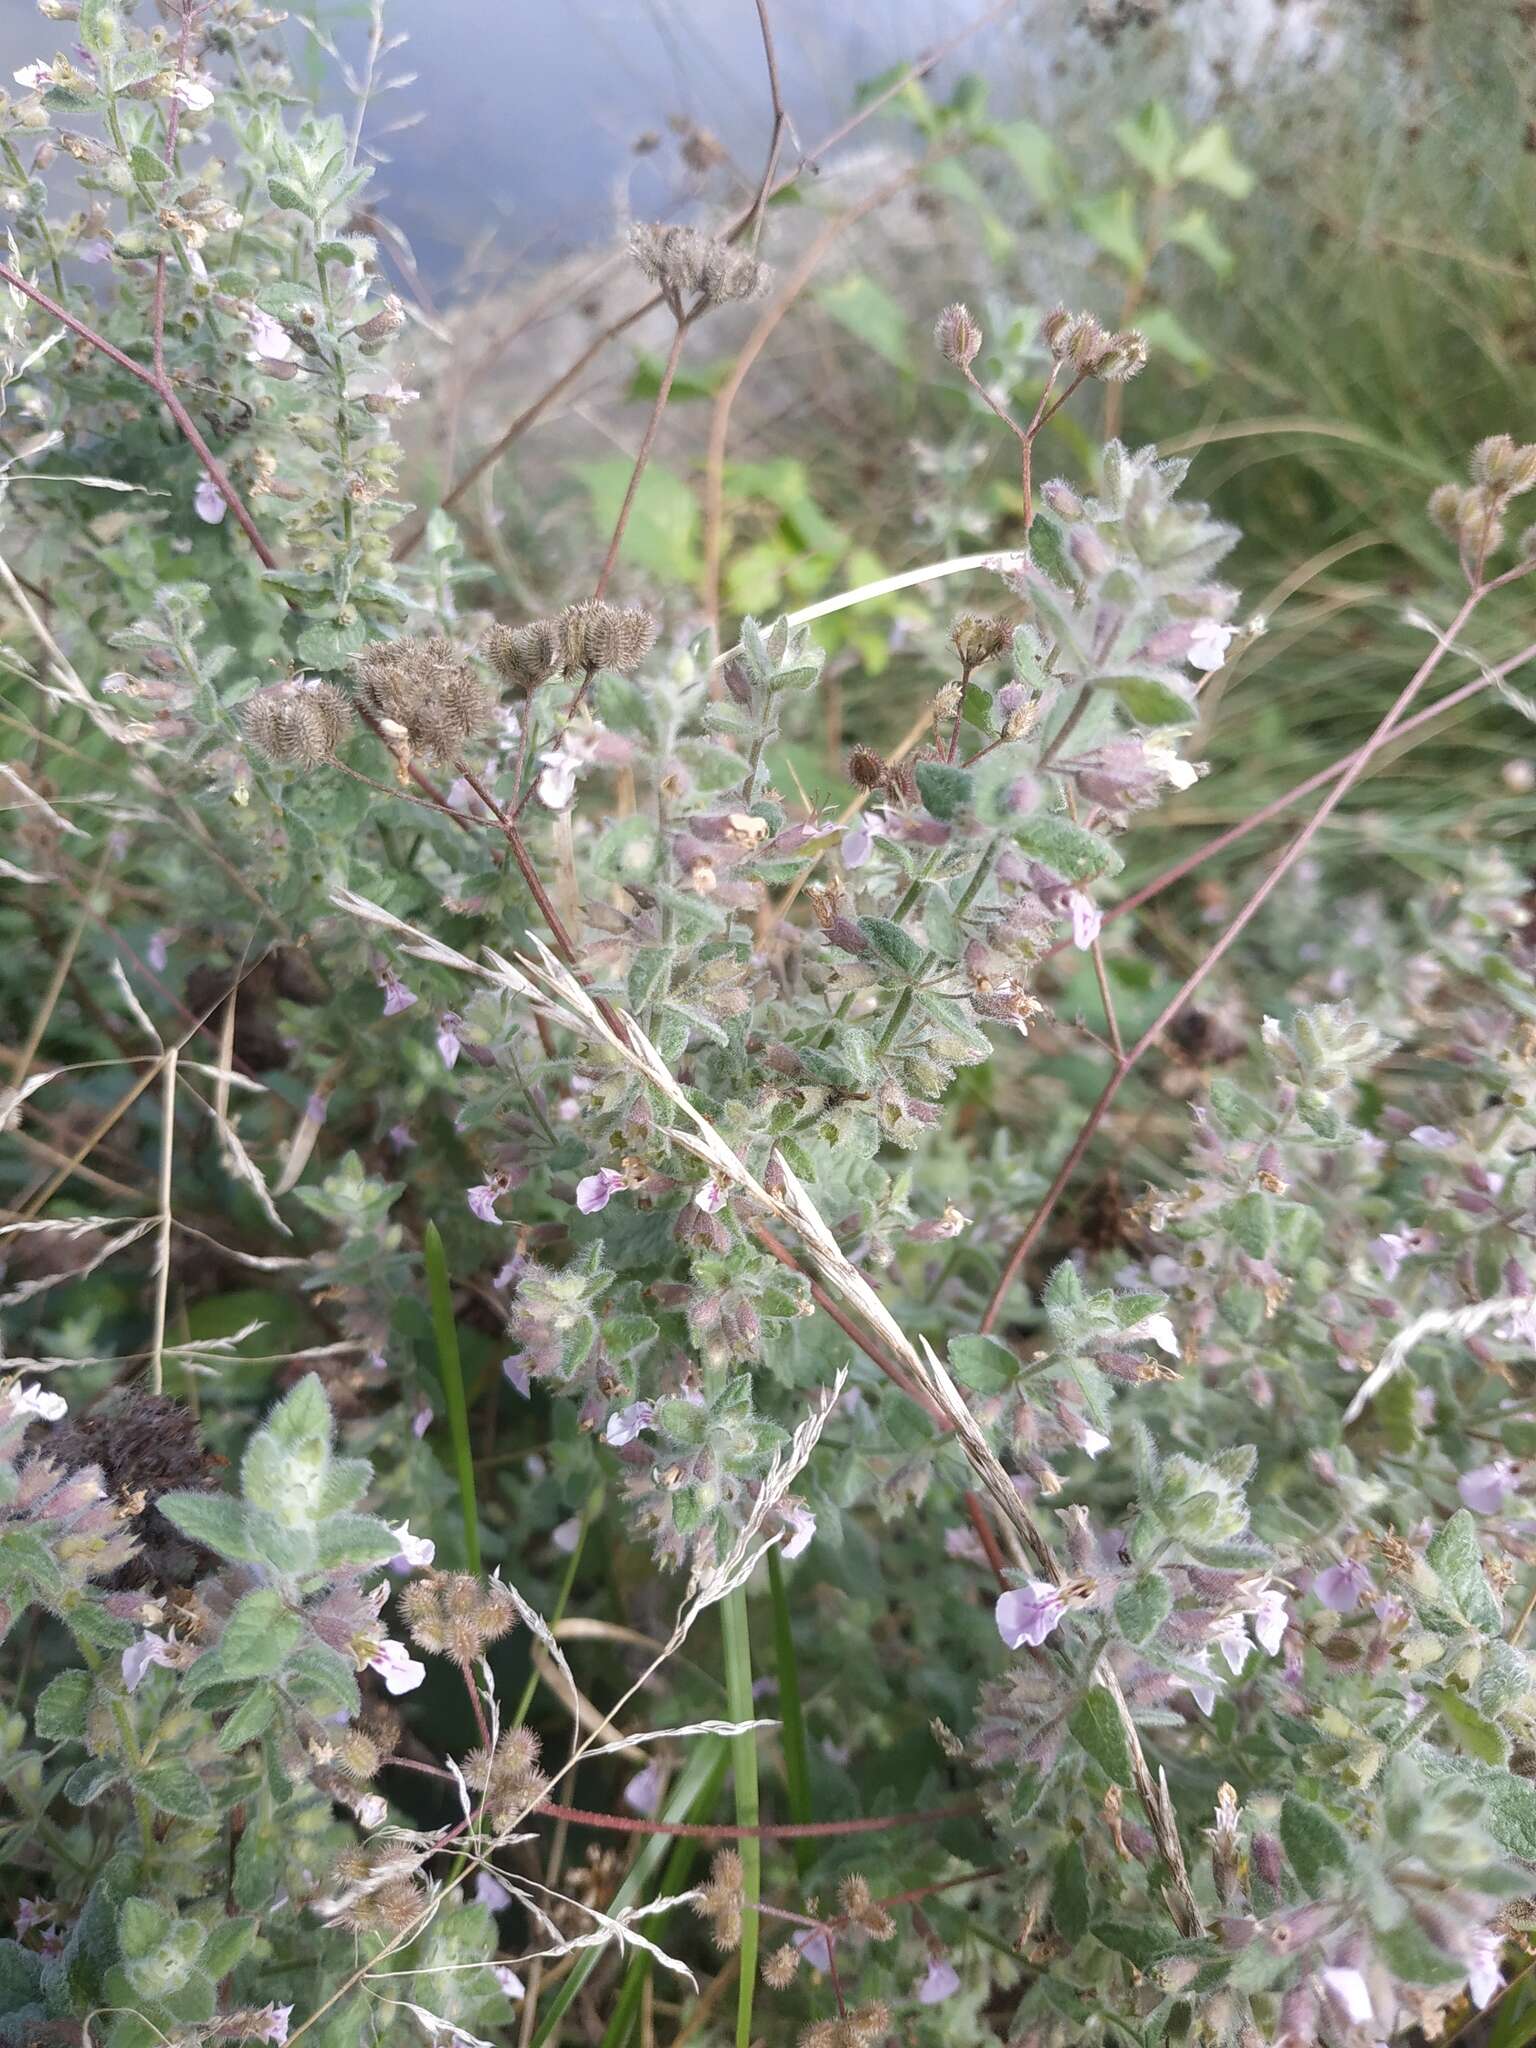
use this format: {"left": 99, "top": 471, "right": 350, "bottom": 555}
{"left": 934, "top": 301, "right": 982, "bottom": 368}
{"left": 1039, "top": 305, "right": 1075, "bottom": 357}
{"left": 763, "top": 1943, "right": 801, "bottom": 1989}
{"left": 1427, "top": 482, "right": 1464, "bottom": 538}
{"left": 1473, "top": 433, "right": 1536, "bottom": 496}
{"left": 628, "top": 222, "right": 769, "bottom": 307}
{"left": 1097, "top": 327, "right": 1148, "bottom": 382}
{"left": 353, "top": 637, "right": 493, "bottom": 762}
{"left": 557, "top": 599, "right": 657, "bottom": 677}
{"left": 485, "top": 618, "right": 562, "bottom": 690}
{"left": 949, "top": 611, "right": 1011, "bottom": 671}
{"left": 847, "top": 744, "right": 887, "bottom": 790}
{"left": 242, "top": 677, "right": 352, "bottom": 769}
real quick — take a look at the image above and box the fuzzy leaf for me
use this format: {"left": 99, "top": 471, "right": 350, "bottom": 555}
{"left": 1102, "top": 670, "right": 1195, "bottom": 725}
{"left": 216, "top": 1684, "right": 279, "bottom": 1752}
{"left": 1114, "top": 1573, "right": 1172, "bottom": 1646}
{"left": 219, "top": 1589, "right": 304, "bottom": 1678}
{"left": 1425, "top": 1511, "right": 1502, "bottom": 1635}
{"left": 1012, "top": 814, "right": 1124, "bottom": 883}
{"left": 947, "top": 1334, "right": 1018, "bottom": 1395}
{"left": 1279, "top": 1793, "right": 1350, "bottom": 1895}
{"left": 1068, "top": 1687, "right": 1133, "bottom": 1787}
{"left": 914, "top": 761, "right": 972, "bottom": 821}
{"left": 857, "top": 916, "right": 926, "bottom": 978}
{"left": 35, "top": 1668, "right": 92, "bottom": 1741}
{"left": 136, "top": 1761, "right": 213, "bottom": 1820}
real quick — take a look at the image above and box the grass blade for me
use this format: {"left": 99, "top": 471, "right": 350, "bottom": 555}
{"left": 721, "top": 1583, "right": 760, "bottom": 2048}
{"left": 768, "top": 1547, "right": 813, "bottom": 1877}
{"left": 423, "top": 1220, "right": 480, "bottom": 1573}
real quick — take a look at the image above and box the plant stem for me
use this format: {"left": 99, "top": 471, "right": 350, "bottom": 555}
{"left": 721, "top": 1585, "right": 760, "bottom": 2048}
{"left": 766, "top": 1549, "right": 813, "bottom": 1877}
{"left": 424, "top": 1221, "right": 481, "bottom": 1573}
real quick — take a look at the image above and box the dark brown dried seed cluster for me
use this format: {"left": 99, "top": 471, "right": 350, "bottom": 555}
{"left": 352, "top": 636, "right": 493, "bottom": 762}
{"left": 242, "top": 676, "right": 353, "bottom": 769}
{"left": 486, "top": 601, "right": 656, "bottom": 688}
{"left": 47, "top": 1391, "right": 221, "bottom": 1591}
{"left": 949, "top": 611, "right": 1012, "bottom": 672}
{"left": 628, "top": 222, "right": 769, "bottom": 307}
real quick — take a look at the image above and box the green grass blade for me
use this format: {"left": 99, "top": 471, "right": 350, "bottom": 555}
{"left": 596, "top": 1745, "right": 730, "bottom": 2048}
{"left": 530, "top": 1737, "right": 727, "bottom": 2048}
{"left": 722, "top": 1583, "right": 760, "bottom": 2048}
{"left": 423, "top": 1221, "right": 480, "bottom": 1573}
{"left": 767, "top": 1548, "right": 813, "bottom": 1878}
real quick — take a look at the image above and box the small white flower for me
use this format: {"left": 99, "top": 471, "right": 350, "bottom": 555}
{"left": 1077, "top": 1424, "right": 1112, "bottom": 1459}
{"left": 13, "top": 63, "right": 54, "bottom": 92}
{"left": 623, "top": 1761, "right": 664, "bottom": 1814}
{"left": 603, "top": 1401, "right": 655, "bottom": 1448}
{"left": 246, "top": 307, "right": 294, "bottom": 362}
{"left": 366, "top": 1637, "right": 426, "bottom": 1696}
{"left": 1188, "top": 620, "right": 1236, "bottom": 672}
{"left": 1319, "top": 1965, "right": 1374, "bottom": 2026}
{"left": 779, "top": 1500, "right": 816, "bottom": 1559}
{"left": 1251, "top": 1586, "right": 1288, "bottom": 1656}
{"left": 493, "top": 1966, "right": 526, "bottom": 2000}
{"left": 168, "top": 72, "right": 216, "bottom": 110}
{"left": 355, "top": 1794, "right": 388, "bottom": 1829}
{"left": 389, "top": 1520, "right": 436, "bottom": 1570}
{"left": 1466, "top": 1927, "right": 1504, "bottom": 2008}
{"left": 1139, "top": 1313, "right": 1180, "bottom": 1358}
{"left": 1067, "top": 889, "right": 1102, "bottom": 951}
{"left": 694, "top": 1176, "right": 729, "bottom": 1214}
{"left": 474, "top": 1871, "right": 513, "bottom": 1912}
{"left": 551, "top": 1515, "right": 582, "bottom": 1555}
{"left": 8, "top": 1380, "right": 66, "bottom": 1422}
{"left": 122, "top": 1632, "right": 178, "bottom": 1692}
{"left": 193, "top": 475, "right": 226, "bottom": 524}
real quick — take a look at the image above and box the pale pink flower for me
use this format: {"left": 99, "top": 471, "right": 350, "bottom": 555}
{"left": 503, "top": 1357, "right": 532, "bottom": 1398}
{"left": 15, "top": 1899, "right": 56, "bottom": 1936}
{"left": 576, "top": 1168, "right": 627, "bottom": 1215}
{"left": 193, "top": 475, "right": 226, "bottom": 524}
{"left": 366, "top": 1637, "right": 426, "bottom": 1696}
{"left": 168, "top": 72, "right": 216, "bottom": 110}
{"left": 246, "top": 308, "right": 293, "bottom": 362}
{"left": 1466, "top": 1927, "right": 1504, "bottom": 2008}
{"left": 474, "top": 1871, "right": 513, "bottom": 1912}
{"left": 778, "top": 1500, "right": 816, "bottom": 1560}
{"left": 467, "top": 1179, "right": 505, "bottom": 1223}
{"left": 694, "top": 1176, "right": 729, "bottom": 1214}
{"left": 493, "top": 1966, "right": 526, "bottom": 2000}
{"left": 917, "top": 1956, "right": 961, "bottom": 2004}
{"left": 436, "top": 1014, "right": 463, "bottom": 1068}
{"left": 1209, "top": 1618, "right": 1251, "bottom": 1677}
{"left": 248, "top": 2004, "right": 293, "bottom": 2045}
{"left": 623, "top": 1761, "right": 664, "bottom": 1815}
{"left": 14, "top": 63, "right": 54, "bottom": 92}
{"left": 1459, "top": 1460, "right": 1518, "bottom": 1515}
{"left": 841, "top": 818, "right": 875, "bottom": 868}
{"left": 1410, "top": 1125, "right": 1459, "bottom": 1150}
{"left": 995, "top": 1581, "right": 1066, "bottom": 1649}
{"left": 1318, "top": 1966, "right": 1373, "bottom": 2026}
{"left": 77, "top": 237, "right": 113, "bottom": 264}
{"left": 122, "top": 1632, "right": 178, "bottom": 1692}
{"left": 412, "top": 1403, "right": 433, "bottom": 1438}
{"left": 793, "top": 1928, "right": 834, "bottom": 1972}
{"left": 551, "top": 1515, "right": 583, "bottom": 1555}
{"left": 1067, "top": 889, "right": 1102, "bottom": 951}
{"left": 1252, "top": 1586, "right": 1288, "bottom": 1656}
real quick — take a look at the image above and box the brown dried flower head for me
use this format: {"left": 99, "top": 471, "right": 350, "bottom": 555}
{"left": 837, "top": 1873, "right": 895, "bottom": 1942}
{"left": 949, "top": 611, "right": 1011, "bottom": 672}
{"left": 242, "top": 676, "right": 353, "bottom": 769}
{"left": 1040, "top": 305, "right": 1147, "bottom": 382}
{"left": 558, "top": 599, "right": 657, "bottom": 678}
{"left": 485, "top": 617, "right": 563, "bottom": 691}
{"left": 353, "top": 637, "right": 494, "bottom": 763}
{"left": 398, "top": 1569, "right": 520, "bottom": 1659}
{"left": 463, "top": 1725, "right": 547, "bottom": 1827}
{"left": 693, "top": 1848, "right": 745, "bottom": 1951}
{"left": 628, "top": 222, "right": 769, "bottom": 307}
{"left": 762, "top": 1942, "right": 801, "bottom": 1989}
{"left": 847, "top": 743, "right": 887, "bottom": 790}
{"left": 934, "top": 301, "right": 982, "bottom": 368}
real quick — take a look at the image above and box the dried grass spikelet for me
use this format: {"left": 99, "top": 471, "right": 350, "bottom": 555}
{"left": 934, "top": 301, "right": 982, "bottom": 368}
{"left": 242, "top": 675, "right": 353, "bottom": 769}
{"left": 485, "top": 617, "right": 563, "bottom": 692}
{"left": 628, "top": 221, "right": 769, "bottom": 307}
{"left": 557, "top": 598, "right": 657, "bottom": 678}
{"left": 352, "top": 636, "right": 493, "bottom": 764}
{"left": 692, "top": 1847, "right": 744, "bottom": 1951}
{"left": 398, "top": 1568, "right": 520, "bottom": 1660}
{"left": 462, "top": 1724, "right": 547, "bottom": 1827}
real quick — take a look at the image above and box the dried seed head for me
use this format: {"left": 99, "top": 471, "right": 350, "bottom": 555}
{"left": 763, "top": 1942, "right": 801, "bottom": 1989}
{"left": 463, "top": 1725, "right": 546, "bottom": 1826}
{"left": 847, "top": 743, "right": 887, "bottom": 790}
{"left": 353, "top": 294, "right": 406, "bottom": 348}
{"left": 1427, "top": 482, "right": 1464, "bottom": 538}
{"left": 399, "top": 1569, "right": 521, "bottom": 1658}
{"left": 1472, "top": 433, "right": 1536, "bottom": 495}
{"left": 628, "top": 222, "right": 769, "bottom": 307}
{"left": 557, "top": 599, "right": 657, "bottom": 677}
{"left": 837, "top": 1873, "right": 895, "bottom": 1941}
{"left": 353, "top": 636, "right": 494, "bottom": 762}
{"left": 949, "top": 611, "right": 1011, "bottom": 671}
{"left": 1041, "top": 306, "right": 1146, "bottom": 381}
{"left": 1039, "top": 305, "right": 1074, "bottom": 355}
{"left": 485, "top": 618, "right": 562, "bottom": 691}
{"left": 242, "top": 676, "right": 353, "bottom": 769}
{"left": 1096, "top": 327, "right": 1148, "bottom": 382}
{"left": 934, "top": 301, "right": 982, "bottom": 368}
{"left": 693, "top": 1848, "right": 745, "bottom": 1951}
{"left": 335, "top": 1729, "right": 383, "bottom": 1781}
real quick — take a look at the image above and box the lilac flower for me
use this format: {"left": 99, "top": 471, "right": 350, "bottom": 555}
{"left": 436, "top": 1014, "right": 463, "bottom": 1068}
{"left": 193, "top": 475, "right": 226, "bottom": 524}
{"left": 378, "top": 966, "right": 417, "bottom": 1017}
{"left": 122, "top": 1632, "right": 178, "bottom": 1692}
{"left": 576, "top": 1168, "right": 627, "bottom": 1215}
{"left": 147, "top": 929, "right": 173, "bottom": 973}
{"left": 474, "top": 1871, "right": 513, "bottom": 1912}
{"left": 412, "top": 1403, "right": 433, "bottom": 1438}
{"left": 778, "top": 1500, "right": 816, "bottom": 1560}
{"left": 1188, "top": 620, "right": 1236, "bottom": 671}
{"left": 168, "top": 71, "right": 216, "bottom": 110}
{"left": 694, "top": 1176, "right": 729, "bottom": 1214}
{"left": 535, "top": 730, "right": 599, "bottom": 811}
{"left": 1252, "top": 1586, "right": 1289, "bottom": 1656}
{"left": 1067, "top": 889, "right": 1102, "bottom": 951}
{"left": 387, "top": 1123, "right": 415, "bottom": 1151}
{"left": 503, "top": 1357, "right": 532, "bottom": 1398}
{"left": 995, "top": 1581, "right": 1066, "bottom": 1649}
{"left": 467, "top": 1179, "right": 505, "bottom": 1223}
{"left": 493, "top": 1966, "right": 526, "bottom": 2000}
{"left": 1185, "top": 1653, "right": 1219, "bottom": 1717}
{"left": 1209, "top": 1618, "right": 1251, "bottom": 1677}
{"left": 551, "top": 1515, "right": 583, "bottom": 1555}
{"left": 13, "top": 62, "right": 54, "bottom": 91}
{"left": 623, "top": 1762, "right": 664, "bottom": 1814}
{"left": 1370, "top": 1229, "right": 1421, "bottom": 1281}
{"left": 917, "top": 1956, "right": 961, "bottom": 2005}
{"left": 389, "top": 1520, "right": 435, "bottom": 1573}
{"left": 1318, "top": 1966, "right": 1373, "bottom": 2026}
{"left": 793, "top": 1927, "right": 834, "bottom": 1972}
{"left": 8, "top": 1380, "right": 66, "bottom": 1422}
{"left": 1313, "top": 1557, "right": 1373, "bottom": 1612}
{"left": 248, "top": 2004, "right": 293, "bottom": 2046}
{"left": 603, "top": 1401, "right": 655, "bottom": 1448}
{"left": 1459, "top": 1460, "right": 1518, "bottom": 1515}
{"left": 366, "top": 1637, "right": 426, "bottom": 1696}
{"left": 15, "top": 1899, "right": 56, "bottom": 1936}
{"left": 841, "top": 818, "right": 875, "bottom": 868}
{"left": 1409, "top": 1125, "right": 1459, "bottom": 1149}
